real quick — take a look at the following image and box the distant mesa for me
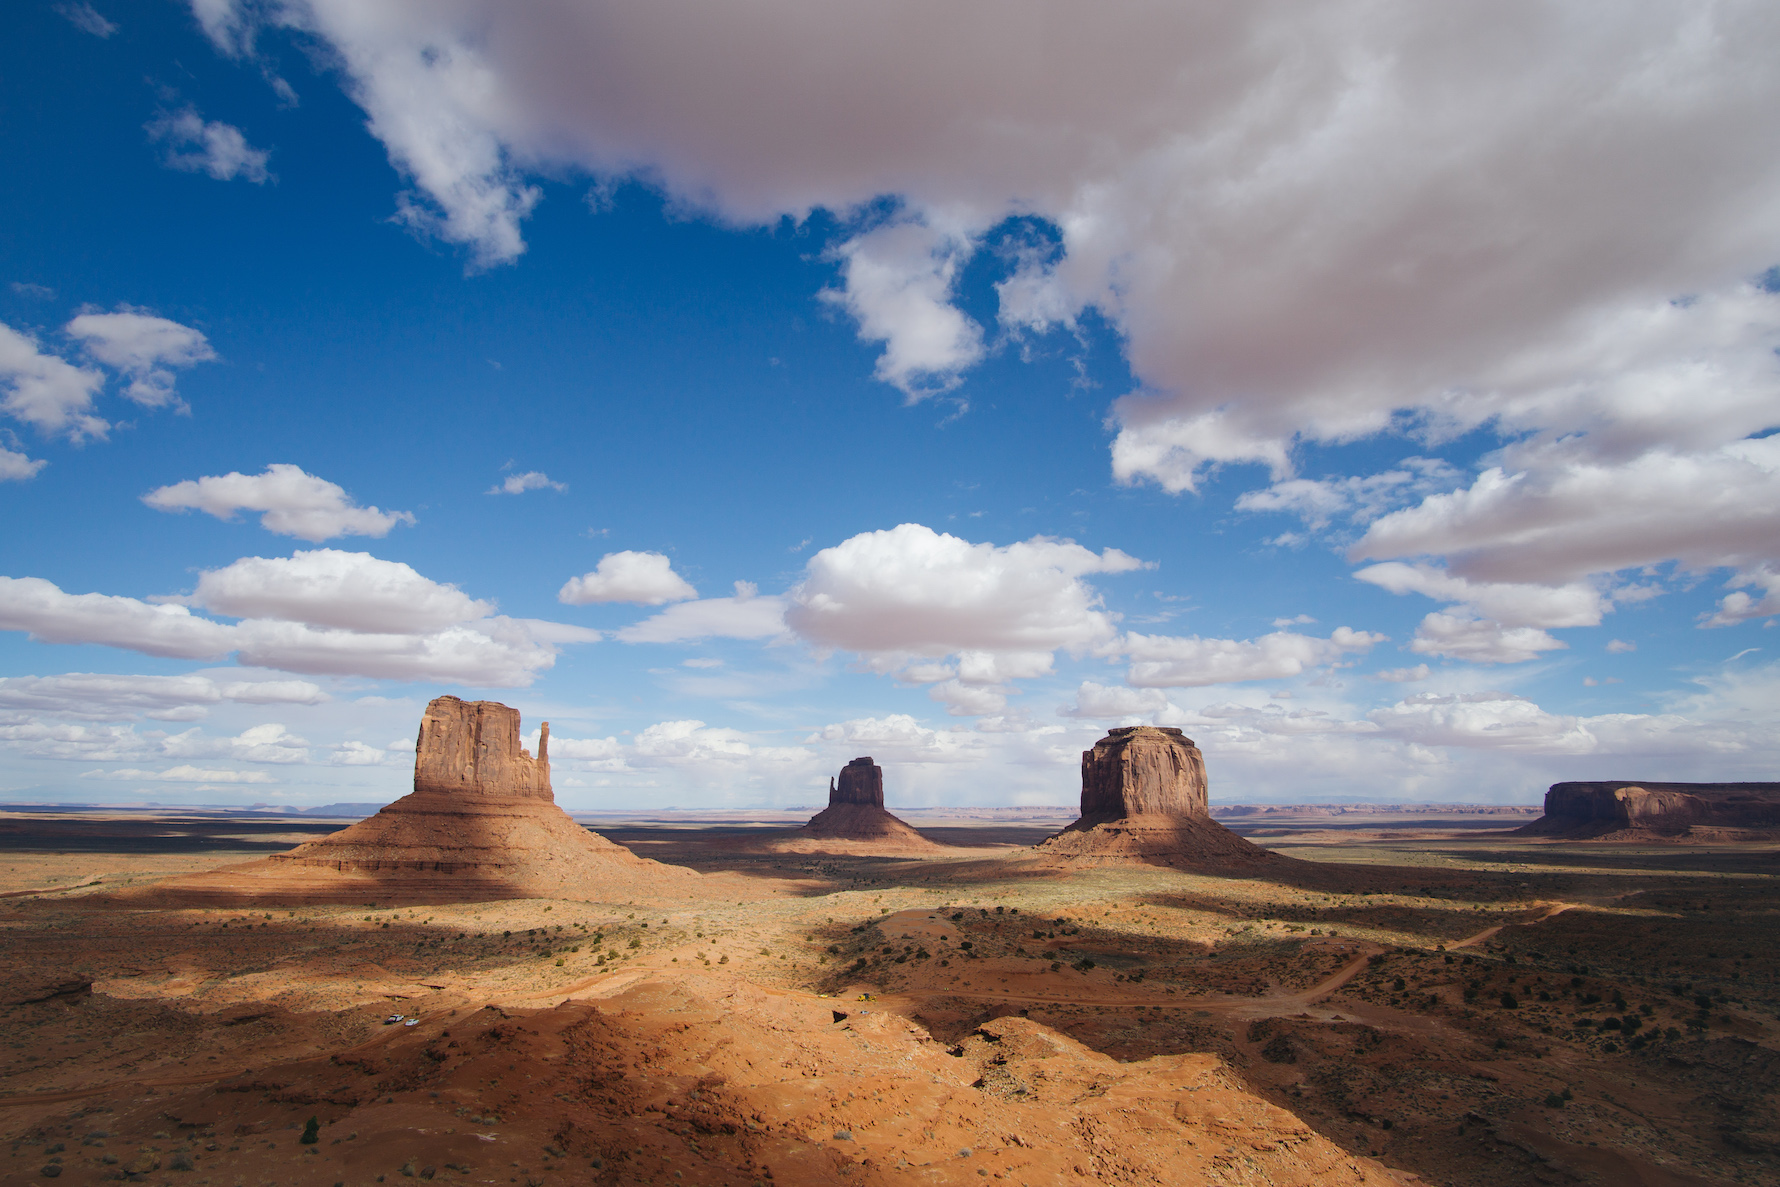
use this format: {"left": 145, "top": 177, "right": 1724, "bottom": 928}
{"left": 776, "top": 757, "right": 943, "bottom": 854}
{"left": 1034, "top": 726, "right": 1276, "bottom": 868}
{"left": 1518, "top": 780, "right": 1780, "bottom": 840}
{"left": 124, "top": 696, "right": 697, "bottom": 905}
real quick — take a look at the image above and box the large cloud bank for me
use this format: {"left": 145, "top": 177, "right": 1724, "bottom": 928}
{"left": 193, "top": 0, "right": 1780, "bottom": 637}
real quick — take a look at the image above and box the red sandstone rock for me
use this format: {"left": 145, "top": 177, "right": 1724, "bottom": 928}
{"left": 782, "top": 757, "right": 941, "bottom": 854}
{"left": 1519, "top": 780, "right": 1780, "bottom": 839}
{"left": 1080, "top": 727, "right": 1209, "bottom": 820}
{"left": 413, "top": 695, "right": 552, "bottom": 799}
{"left": 831, "top": 756, "right": 885, "bottom": 806}
{"left": 123, "top": 696, "right": 701, "bottom": 905}
{"left": 1036, "top": 727, "right": 1274, "bottom": 868}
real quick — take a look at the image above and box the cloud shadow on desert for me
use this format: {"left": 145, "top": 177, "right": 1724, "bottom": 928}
{"left": 0, "top": 815, "right": 346, "bottom": 856}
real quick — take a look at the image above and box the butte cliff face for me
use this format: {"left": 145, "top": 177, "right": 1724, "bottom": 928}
{"left": 1519, "top": 780, "right": 1780, "bottom": 839}
{"left": 130, "top": 696, "right": 697, "bottom": 905}
{"left": 829, "top": 756, "right": 886, "bottom": 806}
{"left": 1080, "top": 726, "right": 1210, "bottom": 821}
{"left": 412, "top": 696, "right": 553, "bottom": 800}
{"left": 1036, "top": 727, "right": 1273, "bottom": 868}
{"left": 784, "top": 757, "right": 941, "bottom": 853}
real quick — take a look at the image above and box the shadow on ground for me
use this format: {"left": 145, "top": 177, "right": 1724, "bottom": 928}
{"left": 0, "top": 817, "right": 346, "bottom": 856}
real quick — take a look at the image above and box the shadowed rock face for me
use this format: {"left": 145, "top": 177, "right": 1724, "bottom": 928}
{"left": 792, "top": 757, "right": 939, "bottom": 852}
{"left": 830, "top": 757, "right": 885, "bottom": 807}
{"left": 1080, "top": 727, "right": 1208, "bottom": 821}
{"left": 1520, "top": 781, "right": 1780, "bottom": 837}
{"left": 414, "top": 695, "right": 551, "bottom": 800}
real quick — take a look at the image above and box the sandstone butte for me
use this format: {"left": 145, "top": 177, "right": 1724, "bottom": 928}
{"left": 1034, "top": 726, "right": 1277, "bottom": 868}
{"left": 1517, "top": 779, "right": 1780, "bottom": 840}
{"left": 772, "top": 756, "right": 943, "bottom": 855}
{"left": 119, "top": 696, "right": 699, "bottom": 906}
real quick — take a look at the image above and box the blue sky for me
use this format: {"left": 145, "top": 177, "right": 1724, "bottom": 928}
{"left": 3, "top": 1, "right": 1779, "bottom": 809}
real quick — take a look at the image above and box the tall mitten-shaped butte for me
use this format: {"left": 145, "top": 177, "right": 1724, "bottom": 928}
{"left": 413, "top": 696, "right": 552, "bottom": 800}
{"left": 785, "top": 756, "right": 941, "bottom": 854}
{"left": 119, "top": 695, "right": 696, "bottom": 905}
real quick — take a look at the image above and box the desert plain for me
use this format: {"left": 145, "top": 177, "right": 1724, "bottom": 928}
{"left": 2, "top": 762, "right": 1777, "bottom": 1186}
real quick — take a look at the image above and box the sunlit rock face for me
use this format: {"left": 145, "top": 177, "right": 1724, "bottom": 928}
{"left": 120, "top": 696, "right": 697, "bottom": 905}
{"left": 413, "top": 695, "right": 552, "bottom": 801}
{"left": 1079, "top": 727, "right": 1209, "bottom": 821}
{"left": 1036, "top": 727, "right": 1273, "bottom": 869}
{"left": 1521, "top": 781, "right": 1780, "bottom": 837}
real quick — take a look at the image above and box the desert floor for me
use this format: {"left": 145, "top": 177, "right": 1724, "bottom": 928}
{"left": 1, "top": 808, "right": 1776, "bottom": 1186}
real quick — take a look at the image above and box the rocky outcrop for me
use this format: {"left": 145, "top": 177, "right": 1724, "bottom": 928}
{"left": 1080, "top": 727, "right": 1209, "bottom": 820}
{"left": 1036, "top": 727, "right": 1274, "bottom": 868}
{"left": 1519, "top": 781, "right": 1780, "bottom": 838}
{"left": 782, "top": 757, "right": 941, "bottom": 854}
{"left": 126, "top": 696, "right": 699, "bottom": 905}
{"left": 413, "top": 696, "right": 552, "bottom": 799}
{"left": 830, "top": 756, "right": 885, "bottom": 806}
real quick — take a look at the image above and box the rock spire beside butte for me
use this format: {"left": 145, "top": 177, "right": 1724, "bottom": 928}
{"left": 1034, "top": 726, "right": 1276, "bottom": 868}
{"left": 776, "top": 757, "right": 942, "bottom": 855}
{"left": 130, "top": 696, "right": 696, "bottom": 905}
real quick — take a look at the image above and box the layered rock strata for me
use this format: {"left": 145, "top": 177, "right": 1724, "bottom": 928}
{"left": 782, "top": 757, "right": 941, "bottom": 853}
{"left": 129, "top": 696, "right": 696, "bottom": 904}
{"left": 1036, "top": 727, "right": 1273, "bottom": 867}
{"left": 1519, "top": 781, "right": 1780, "bottom": 838}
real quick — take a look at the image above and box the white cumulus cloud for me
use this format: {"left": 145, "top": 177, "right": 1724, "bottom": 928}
{"left": 0, "top": 322, "right": 107, "bottom": 441}
{"left": 64, "top": 307, "right": 217, "bottom": 410}
{"left": 0, "top": 445, "right": 46, "bottom": 482}
{"left": 1119, "top": 627, "right": 1385, "bottom": 688}
{"left": 1353, "top": 436, "right": 1780, "bottom": 588}
{"left": 1353, "top": 561, "right": 1608, "bottom": 629}
{"left": 1368, "top": 692, "right": 1608, "bottom": 755}
{"left": 821, "top": 218, "right": 984, "bottom": 398}
{"left": 1059, "top": 681, "right": 1172, "bottom": 719}
{"left": 182, "top": 549, "right": 490, "bottom": 633}
{"left": 1406, "top": 612, "right": 1565, "bottom": 665}
{"left": 488, "top": 470, "right": 566, "bottom": 495}
{"left": 0, "top": 551, "right": 593, "bottom": 686}
{"left": 1702, "top": 568, "right": 1780, "bottom": 628}
{"left": 788, "top": 523, "right": 1144, "bottom": 666}
{"left": 0, "top": 576, "right": 237, "bottom": 659}
{"left": 616, "top": 581, "right": 787, "bottom": 643}
{"left": 559, "top": 551, "right": 697, "bottom": 606}
{"left": 0, "top": 672, "right": 325, "bottom": 722}
{"left": 1237, "top": 458, "right": 1460, "bottom": 533}
{"left": 143, "top": 464, "right": 415, "bottom": 541}
{"left": 145, "top": 107, "right": 272, "bottom": 184}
